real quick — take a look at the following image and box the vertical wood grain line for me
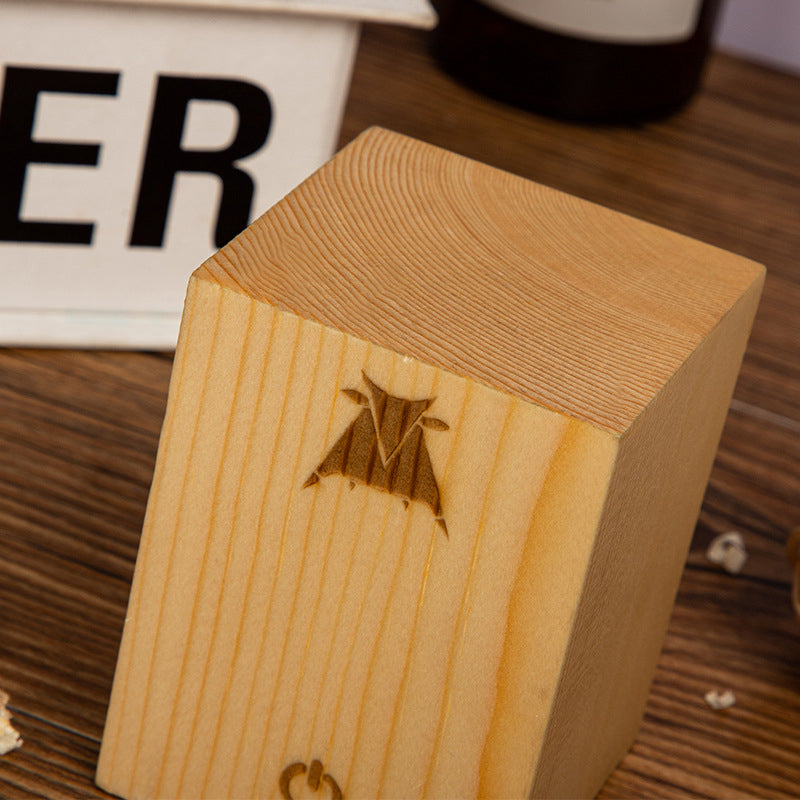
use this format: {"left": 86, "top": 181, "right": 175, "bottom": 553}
{"left": 154, "top": 299, "right": 257, "bottom": 797}
{"left": 321, "top": 496, "right": 394, "bottom": 770}
{"left": 303, "top": 472, "right": 374, "bottom": 762}
{"left": 178, "top": 311, "right": 280, "bottom": 796}
{"left": 342, "top": 524, "right": 418, "bottom": 797}
{"left": 270, "top": 335, "right": 353, "bottom": 770}
{"left": 319, "top": 353, "right": 404, "bottom": 784}
{"left": 374, "top": 375, "right": 470, "bottom": 797}
{"left": 342, "top": 361, "right": 429, "bottom": 794}
{"left": 178, "top": 305, "right": 277, "bottom": 796}
{"left": 421, "top": 398, "right": 515, "bottom": 797}
{"left": 242, "top": 321, "right": 328, "bottom": 798}
{"left": 126, "top": 284, "right": 225, "bottom": 798}
{"left": 218, "top": 313, "right": 305, "bottom": 797}
{"left": 477, "top": 421, "right": 575, "bottom": 798}
{"left": 198, "top": 310, "right": 293, "bottom": 797}
{"left": 101, "top": 280, "right": 202, "bottom": 781}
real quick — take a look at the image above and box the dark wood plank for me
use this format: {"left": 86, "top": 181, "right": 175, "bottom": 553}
{"left": 0, "top": 708, "right": 115, "bottom": 800}
{"left": 0, "top": 350, "right": 170, "bottom": 746}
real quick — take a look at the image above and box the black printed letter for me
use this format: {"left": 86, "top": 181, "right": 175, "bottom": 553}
{"left": 0, "top": 66, "right": 119, "bottom": 244}
{"left": 129, "top": 76, "right": 272, "bottom": 250}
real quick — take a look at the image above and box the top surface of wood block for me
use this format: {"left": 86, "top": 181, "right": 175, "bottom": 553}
{"left": 198, "top": 127, "right": 764, "bottom": 434}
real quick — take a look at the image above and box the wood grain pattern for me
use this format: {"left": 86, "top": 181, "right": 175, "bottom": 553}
{"left": 97, "top": 127, "right": 761, "bottom": 799}
{"left": 199, "top": 127, "right": 761, "bottom": 434}
{"left": 97, "top": 277, "right": 604, "bottom": 798}
{"left": 1, "top": 24, "right": 799, "bottom": 800}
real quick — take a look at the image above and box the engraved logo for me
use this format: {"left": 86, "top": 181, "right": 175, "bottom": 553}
{"left": 279, "top": 760, "right": 342, "bottom": 800}
{"left": 304, "top": 372, "right": 449, "bottom": 535}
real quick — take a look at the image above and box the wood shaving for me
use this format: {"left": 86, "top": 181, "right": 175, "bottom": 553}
{"left": 0, "top": 690, "right": 22, "bottom": 755}
{"left": 704, "top": 689, "right": 736, "bottom": 711}
{"left": 706, "top": 531, "right": 748, "bottom": 574}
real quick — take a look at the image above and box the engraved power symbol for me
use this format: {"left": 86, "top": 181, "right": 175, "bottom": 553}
{"left": 304, "top": 372, "right": 449, "bottom": 535}
{"left": 279, "top": 760, "right": 342, "bottom": 800}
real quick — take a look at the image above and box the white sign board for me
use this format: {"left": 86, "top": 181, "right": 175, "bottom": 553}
{"left": 0, "top": 0, "right": 434, "bottom": 348}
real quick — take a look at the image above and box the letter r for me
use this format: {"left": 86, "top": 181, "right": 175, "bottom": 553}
{"left": 129, "top": 75, "right": 272, "bottom": 250}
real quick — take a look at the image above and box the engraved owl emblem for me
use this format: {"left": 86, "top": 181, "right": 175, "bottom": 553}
{"left": 304, "top": 372, "right": 449, "bottom": 535}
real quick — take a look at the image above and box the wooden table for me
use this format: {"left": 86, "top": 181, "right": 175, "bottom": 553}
{"left": 1, "top": 24, "right": 799, "bottom": 800}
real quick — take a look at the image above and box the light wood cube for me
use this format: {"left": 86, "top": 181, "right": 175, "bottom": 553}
{"left": 97, "top": 128, "right": 764, "bottom": 799}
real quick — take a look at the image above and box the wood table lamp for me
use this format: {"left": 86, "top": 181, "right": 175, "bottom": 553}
{"left": 96, "top": 127, "right": 764, "bottom": 799}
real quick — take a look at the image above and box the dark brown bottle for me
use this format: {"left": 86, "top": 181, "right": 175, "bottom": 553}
{"left": 432, "top": 0, "right": 723, "bottom": 122}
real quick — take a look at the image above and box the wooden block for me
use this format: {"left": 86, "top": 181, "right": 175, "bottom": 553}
{"left": 96, "top": 127, "right": 764, "bottom": 799}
